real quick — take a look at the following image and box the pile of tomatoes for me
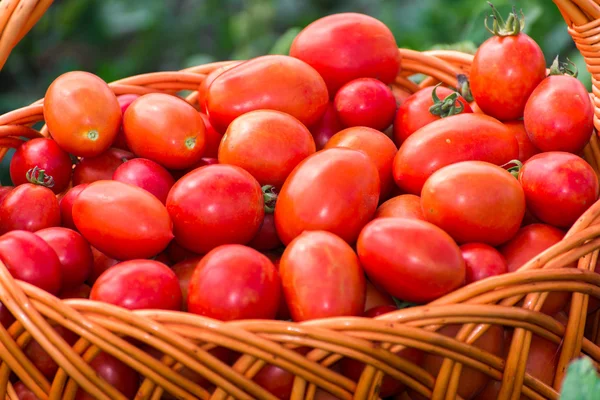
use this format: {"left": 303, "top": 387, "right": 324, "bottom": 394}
{"left": 2, "top": 4, "right": 598, "bottom": 400}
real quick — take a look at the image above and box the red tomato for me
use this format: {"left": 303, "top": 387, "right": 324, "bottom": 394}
{"left": 280, "top": 231, "right": 365, "bottom": 321}
{"left": 44, "top": 71, "right": 121, "bottom": 157}
{"left": 422, "top": 161, "right": 526, "bottom": 246}
{"left": 166, "top": 164, "right": 264, "bottom": 254}
{"left": 324, "top": 126, "right": 397, "bottom": 199}
{"left": 275, "top": 148, "right": 379, "bottom": 244}
{"left": 199, "top": 112, "right": 223, "bottom": 158}
{"left": 197, "top": 63, "right": 239, "bottom": 112}
{"left": 91, "top": 259, "right": 181, "bottom": 311}
{"left": 0, "top": 231, "right": 62, "bottom": 294}
{"left": 309, "top": 102, "right": 343, "bottom": 150}
{"left": 364, "top": 280, "right": 396, "bottom": 311}
{"left": 171, "top": 256, "right": 202, "bottom": 311}
{"left": 166, "top": 240, "right": 201, "bottom": 264}
{"left": 113, "top": 158, "right": 175, "bottom": 205}
{"left": 10, "top": 138, "right": 73, "bottom": 194}
{"left": 218, "top": 110, "right": 316, "bottom": 187}
{"left": 374, "top": 194, "right": 425, "bottom": 221}
{"left": 519, "top": 152, "right": 599, "bottom": 228}
{"left": 188, "top": 245, "right": 281, "bottom": 320}
{"left": 0, "top": 181, "right": 61, "bottom": 234}
{"left": 59, "top": 184, "right": 89, "bottom": 230}
{"left": 59, "top": 283, "right": 91, "bottom": 299}
{"left": 25, "top": 325, "right": 78, "bottom": 379}
{"left": 393, "top": 85, "right": 472, "bottom": 146}
{"left": 74, "top": 352, "right": 140, "bottom": 400}
{"left": 112, "top": 94, "right": 140, "bottom": 151}
{"left": 0, "top": 186, "right": 13, "bottom": 203}
{"left": 357, "top": 218, "right": 464, "bottom": 303}
{"left": 460, "top": 243, "right": 508, "bottom": 284}
{"left": 73, "top": 180, "right": 173, "bottom": 260}
{"left": 13, "top": 382, "right": 39, "bottom": 400}
{"left": 334, "top": 78, "right": 397, "bottom": 131}
{"left": 393, "top": 114, "right": 519, "bottom": 195}
{"left": 364, "top": 304, "right": 398, "bottom": 318}
{"left": 290, "top": 13, "right": 401, "bottom": 94}
{"left": 72, "top": 147, "right": 135, "bottom": 186}
{"left": 206, "top": 55, "right": 329, "bottom": 132}
{"left": 36, "top": 227, "right": 93, "bottom": 290}
{"left": 88, "top": 246, "right": 119, "bottom": 285}
{"left": 247, "top": 214, "right": 282, "bottom": 251}
{"left": 505, "top": 120, "right": 539, "bottom": 162}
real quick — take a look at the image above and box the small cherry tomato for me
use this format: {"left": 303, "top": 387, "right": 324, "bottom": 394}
{"left": 74, "top": 352, "right": 140, "bottom": 400}
{"left": 309, "top": 102, "right": 343, "bottom": 150}
{"left": 374, "top": 194, "right": 425, "bottom": 221}
{"left": 112, "top": 94, "right": 140, "bottom": 151}
{"left": 460, "top": 243, "right": 508, "bottom": 284}
{"left": 113, "top": 158, "right": 175, "bottom": 205}
{"left": 59, "top": 184, "right": 89, "bottom": 230}
{"left": 72, "top": 147, "right": 135, "bottom": 186}
{"left": 505, "top": 120, "right": 539, "bottom": 162}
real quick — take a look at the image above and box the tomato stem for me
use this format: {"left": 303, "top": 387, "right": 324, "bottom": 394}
{"left": 501, "top": 159, "right": 523, "bottom": 179}
{"left": 185, "top": 137, "right": 197, "bottom": 150}
{"left": 87, "top": 130, "right": 99, "bottom": 141}
{"left": 262, "top": 185, "right": 278, "bottom": 214}
{"left": 549, "top": 56, "right": 578, "bottom": 78}
{"left": 26, "top": 166, "right": 55, "bottom": 188}
{"left": 428, "top": 83, "right": 465, "bottom": 118}
{"left": 457, "top": 74, "right": 474, "bottom": 103}
{"left": 484, "top": 2, "right": 524, "bottom": 37}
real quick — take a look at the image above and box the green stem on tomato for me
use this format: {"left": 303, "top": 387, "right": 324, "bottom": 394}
{"left": 484, "top": 2, "right": 525, "bottom": 37}
{"left": 262, "top": 185, "right": 278, "bottom": 214}
{"left": 26, "top": 166, "right": 55, "bottom": 188}
{"left": 429, "top": 83, "right": 465, "bottom": 118}
{"left": 457, "top": 74, "right": 474, "bottom": 103}
{"left": 549, "top": 56, "right": 578, "bottom": 78}
{"left": 501, "top": 159, "right": 523, "bottom": 179}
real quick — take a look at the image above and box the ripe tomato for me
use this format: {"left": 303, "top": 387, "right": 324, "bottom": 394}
{"left": 506, "top": 120, "right": 539, "bottom": 162}
{"left": 218, "top": 110, "right": 316, "bottom": 187}
{"left": 59, "top": 283, "right": 91, "bottom": 299}
{"left": 393, "top": 114, "right": 518, "bottom": 195}
{"left": 199, "top": 112, "right": 223, "bottom": 158}
{"left": 171, "top": 256, "right": 202, "bottom": 311}
{"left": 357, "top": 218, "right": 464, "bottom": 303}
{"left": 36, "top": 227, "right": 93, "bottom": 290}
{"left": 25, "top": 325, "right": 78, "bottom": 379}
{"left": 112, "top": 94, "right": 140, "bottom": 151}
{"left": 280, "top": 231, "right": 365, "bottom": 321}
{"left": 73, "top": 180, "right": 173, "bottom": 260}
{"left": 364, "top": 280, "right": 395, "bottom": 311}
{"left": 248, "top": 214, "right": 282, "bottom": 251}
{"left": 393, "top": 85, "right": 472, "bottom": 146}
{"left": 113, "top": 158, "right": 175, "bottom": 205}
{"left": 374, "top": 194, "right": 425, "bottom": 221}
{"left": 59, "top": 184, "right": 89, "bottom": 230}
{"left": 88, "top": 246, "right": 119, "bottom": 285}
{"left": 206, "top": 55, "right": 329, "bottom": 132}
{"left": 197, "top": 63, "right": 239, "bottom": 112}
{"left": 188, "top": 245, "right": 280, "bottom": 320}
{"left": 422, "top": 161, "right": 526, "bottom": 246}
{"left": 74, "top": 352, "right": 140, "bottom": 400}
{"left": 44, "top": 71, "right": 121, "bottom": 157}
{"left": 166, "top": 164, "right": 264, "bottom": 254}
{"left": 324, "top": 126, "right": 397, "bottom": 199}
{"left": 10, "top": 138, "right": 73, "bottom": 194}
{"left": 0, "top": 180, "right": 61, "bottom": 234}
{"left": 520, "top": 152, "right": 599, "bottom": 228}
{"left": 0, "top": 186, "right": 13, "bottom": 203}
{"left": 290, "top": 13, "right": 401, "bottom": 94}
{"left": 0, "top": 231, "right": 62, "bottom": 294}
{"left": 309, "top": 102, "right": 343, "bottom": 150}
{"left": 91, "top": 259, "right": 181, "bottom": 311}
{"left": 275, "top": 148, "right": 379, "bottom": 244}
{"left": 460, "top": 243, "right": 508, "bottom": 284}
{"left": 72, "top": 147, "right": 134, "bottom": 186}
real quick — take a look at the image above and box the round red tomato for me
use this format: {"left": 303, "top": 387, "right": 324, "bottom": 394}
{"left": 75, "top": 352, "right": 140, "bottom": 400}
{"left": 187, "top": 245, "right": 280, "bottom": 320}
{"left": 422, "top": 161, "right": 526, "bottom": 246}
{"left": 44, "top": 71, "right": 121, "bottom": 157}
{"left": 91, "top": 259, "right": 181, "bottom": 310}
{"left": 113, "top": 158, "right": 175, "bottom": 205}
{"left": 374, "top": 194, "right": 425, "bottom": 221}
{"left": 218, "top": 110, "right": 316, "bottom": 187}
{"left": 73, "top": 180, "right": 173, "bottom": 260}
{"left": 460, "top": 243, "right": 508, "bottom": 284}
{"left": 171, "top": 256, "right": 202, "bottom": 311}
{"left": 290, "top": 13, "right": 401, "bottom": 94}
{"left": 25, "top": 325, "right": 78, "bottom": 379}
{"left": 357, "top": 218, "right": 464, "bottom": 303}
{"left": 247, "top": 213, "right": 282, "bottom": 251}
{"left": 59, "top": 184, "right": 89, "bottom": 230}
{"left": 199, "top": 112, "right": 223, "bottom": 158}
{"left": 505, "top": 120, "right": 539, "bottom": 162}
{"left": 88, "top": 246, "right": 119, "bottom": 285}
{"left": 0, "top": 180, "right": 61, "bottom": 234}
{"left": 72, "top": 147, "right": 134, "bottom": 186}
{"left": 519, "top": 152, "right": 599, "bottom": 228}
{"left": 309, "top": 102, "right": 343, "bottom": 150}
{"left": 124, "top": 93, "right": 206, "bottom": 169}
{"left": 280, "top": 231, "right": 365, "bottom": 321}
{"left": 275, "top": 148, "right": 379, "bottom": 244}
{"left": 112, "top": 94, "right": 140, "bottom": 151}
{"left": 166, "top": 164, "right": 264, "bottom": 254}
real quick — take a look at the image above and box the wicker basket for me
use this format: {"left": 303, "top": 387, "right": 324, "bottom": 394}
{"left": 2, "top": 1, "right": 600, "bottom": 399}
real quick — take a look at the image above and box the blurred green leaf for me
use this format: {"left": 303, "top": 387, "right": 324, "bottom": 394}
{"left": 560, "top": 357, "right": 600, "bottom": 400}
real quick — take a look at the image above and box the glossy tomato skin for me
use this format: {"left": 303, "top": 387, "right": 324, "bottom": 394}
{"left": 197, "top": 63, "right": 240, "bottom": 112}
{"left": 187, "top": 245, "right": 281, "bottom": 321}
{"left": 112, "top": 94, "right": 140, "bottom": 151}
{"left": 73, "top": 180, "right": 173, "bottom": 260}
{"left": 275, "top": 148, "right": 379, "bottom": 245}
{"left": 324, "top": 126, "right": 397, "bottom": 199}
{"left": 506, "top": 120, "right": 539, "bottom": 162}
{"left": 519, "top": 152, "right": 599, "bottom": 228}
{"left": 393, "top": 114, "right": 519, "bottom": 194}
{"left": 44, "top": 71, "right": 121, "bottom": 157}
{"left": 0, "top": 186, "right": 13, "bottom": 203}
{"left": 10, "top": 138, "right": 73, "bottom": 194}
{"left": 74, "top": 352, "right": 140, "bottom": 400}
{"left": 421, "top": 161, "right": 526, "bottom": 246}
{"left": 166, "top": 164, "right": 264, "bottom": 254}
{"left": 206, "top": 55, "right": 329, "bottom": 132}
{"left": 218, "top": 110, "right": 316, "bottom": 187}
{"left": 25, "top": 325, "right": 78, "bottom": 379}
{"left": 72, "top": 147, "right": 135, "bottom": 186}
{"left": 280, "top": 231, "right": 365, "bottom": 321}
{"left": 0, "top": 184, "right": 61, "bottom": 234}
{"left": 374, "top": 194, "right": 425, "bottom": 221}
{"left": 290, "top": 13, "right": 401, "bottom": 94}
{"left": 199, "top": 112, "right": 223, "bottom": 158}
{"left": 470, "top": 33, "right": 546, "bottom": 121}
{"left": 124, "top": 93, "right": 206, "bottom": 169}
{"left": 309, "top": 102, "right": 343, "bottom": 150}
{"left": 460, "top": 243, "right": 508, "bottom": 284}
{"left": 91, "top": 259, "right": 181, "bottom": 311}
{"left": 171, "top": 256, "right": 202, "bottom": 311}
{"left": 88, "top": 247, "right": 119, "bottom": 285}
{"left": 113, "top": 158, "right": 175, "bottom": 204}
{"left": 247, "top": 214, "right": 282, "bottom": 251}
{"left": 59, "top": 184, "right": 89, "bottom": 230}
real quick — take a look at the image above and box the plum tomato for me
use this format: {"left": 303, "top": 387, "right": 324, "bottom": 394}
{"left": 73, "top": 180, "right": 173, "bottom": 260}
{"left": 460, "top": 243, "right": 508, "bottom": 284}
{"left": 422, "top": 161, "right": 526, "bottom": 246}
{"left": 59, "top": 283, "right": 91, "bottom": 300}
{"left": 113, "top": 158, "right": 175, "bottom": 205}
{"left": 374, "top": 194, "right": 425, "bottom": 221}
{"left": 171, "top": 256, "right": 202, "bottom": 311}
{"left": 72, "top": 147, "right": 135, "bottom": 186}
{"left": 166, "top": 164, "right": 264, "bottom": 254}
{"left": 357, "top": 218, "right": 465, "bottom": 303}
{"left": 10, "top": 138, "right": 73, "bottom": 194}
{"left": 324, "top": 126, "right": 397, "bottom": 199}
{"left": 206, "top": 55, "right": 329, "bottom": 132}
{"left": 505, "top": 120, "right": 539, "bottom": 162}
{"left": 112, "top": 94, "right": 140, "bottom": 151}
{"left": 74, "top": 352, "right": 140, "bottom": 400}
{"left": 187, "top": 245, "right": 281, "bottom": 320}
{"left": 247, "top": 213, "right": 282, "bottom": 251}
{"left": 199, "top": 112, "right": 223, "bottom": 158}
{"left": 59, "top": 184, "right": 89, "bottom": 230}
{"left": 308, "top": 102, "right": 343, "bottom": 150}
{"left": 218, "top": 110, "right": 316, "bottom": 187}
{"left": 290, "top": 13, "right": 401, "bottom": 94}
{"left": 518, "top": 152, "right": 599, "bottom": 228}
{"left": 275, "top": 148, "right": 379, "bottom": 245}
{"left": 364, "top": 280, "right": 395, "bottom": 312}
{"left": 24, "top": 325, "right": 78, "bottom": 379}
{"left": 279, "top": 231, "right": 365, "bottom": 321}
{"left": 197, "top": 63, "right": 240, "bottom": 112}
{"left": 124, "top": 93, "right": 206, "bottom": 169}
{"left": 91, "top": 259, "right": 182, "bottom": 311}
{"left": 393, "top": 113, "right": 519, "bottom": 195}
{"left": 88, "top": 246, "right": 119, "bottom": 285}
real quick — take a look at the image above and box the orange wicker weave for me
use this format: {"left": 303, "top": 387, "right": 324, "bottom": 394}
{"left": 1, "top": 1, "right": 600, "bottom": 400}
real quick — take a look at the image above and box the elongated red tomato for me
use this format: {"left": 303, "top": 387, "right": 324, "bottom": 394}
{"left": 280, "top": 231, "right": 365, "bottom": 321}
{"left": 207, "top": 55, "right": 329, "bottom": 133}
{"left": 275, "top": 148, "right": 380, "bottom": 244}
{"left": 393, "top": 113, "right": 518, "bottom": 194}
{"left": 73, "top": 180, "right": 173, "bottom": 260}
{"left": 374, "top": 194, "right": 425, "bottom": 221}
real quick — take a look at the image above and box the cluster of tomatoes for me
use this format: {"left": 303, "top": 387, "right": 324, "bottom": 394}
{"left": 1, "top": 4, "right": 598, "bottom": 400}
